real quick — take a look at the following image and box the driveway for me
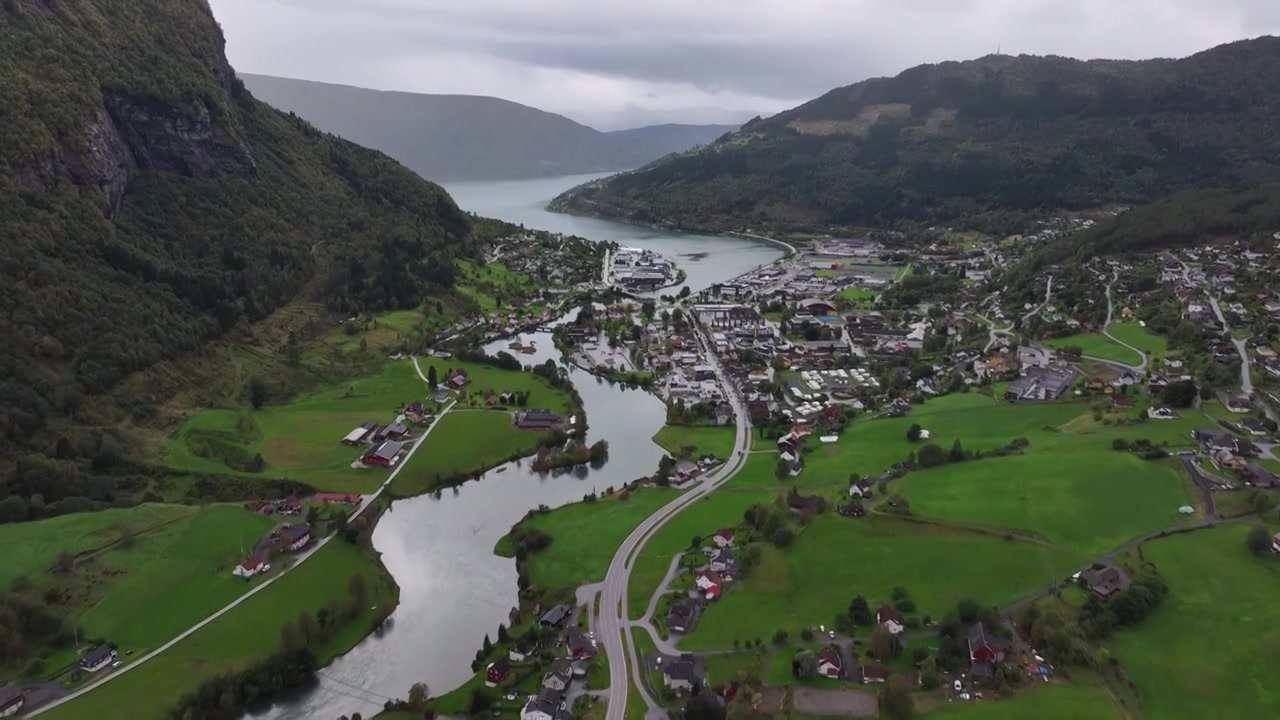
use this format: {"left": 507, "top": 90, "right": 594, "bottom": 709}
{"left": 790, "top": 687, "right": 878, "bottom": 718}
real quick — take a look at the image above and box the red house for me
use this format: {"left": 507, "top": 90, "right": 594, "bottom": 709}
{"left": 361, "top": 440, "right": 403, "bottom": 467}
{"left": 696, "top": 568, "right": 722, "bottom": 599}
{"left": 485, "top": 658, "right": 510, "bottom": 687}
{"left": 446, "top": 369, "right": 470, "bottom": 388}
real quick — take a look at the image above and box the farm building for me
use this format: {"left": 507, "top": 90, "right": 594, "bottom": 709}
{"left": 362, "top": 440, "right": 403, "bottom": 467}
{"left": 342, "top": 421, "right": 378, "bottom": 445}
{"left": 233, "top": 557, "right": 265, "bottom": 578}
{"left": 515, "top": 409, "right": 561, "bottom": 429}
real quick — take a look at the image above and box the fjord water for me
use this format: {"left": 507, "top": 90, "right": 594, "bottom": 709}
{"left": 252, "top": 174, "right": 783, "bottom": 719}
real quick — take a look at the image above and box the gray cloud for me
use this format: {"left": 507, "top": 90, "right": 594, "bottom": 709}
{"left": 210, "top": 0, "right": 1280, "bottom": 129}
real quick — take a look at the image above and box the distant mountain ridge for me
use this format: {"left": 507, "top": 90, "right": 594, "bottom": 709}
{"left": 549, "top": 36, "right": 1280, "bottom": 235}
{"left": 240, "top": 74, "right": 738, "bottom": 181}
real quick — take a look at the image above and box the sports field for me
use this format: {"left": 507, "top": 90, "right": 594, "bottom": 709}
{"left": 1108, "top": 523, "right": 1280, "bottom": 720}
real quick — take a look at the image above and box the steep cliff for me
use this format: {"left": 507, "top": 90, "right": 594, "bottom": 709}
{"left": 0, "top": 0, "right": 474, "bottom": 496}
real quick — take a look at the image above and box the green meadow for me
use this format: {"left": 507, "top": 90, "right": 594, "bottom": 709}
{"left": 1106, "top": 322, "right": 1168, "bottom": 358}
{"left": 1045, "top": 333, "right": 1143, "bottom": 366}
{"left": 923, "top": 681, "right": 1123, "bottom": 719}
{"left": 652, "top": 425, "right": 738, "bottom": 460}
{"left": 1107, "top": 523, "right": 1280, "bottom": 720}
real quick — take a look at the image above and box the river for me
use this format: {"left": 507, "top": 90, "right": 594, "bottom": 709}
{"left": 254, "top": 173, "right": 782, "bottom": 720}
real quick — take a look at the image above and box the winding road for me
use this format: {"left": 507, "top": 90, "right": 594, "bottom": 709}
{"left": 28, "top": 359, "right": 453, "bottom": 717}
{"left": 595, "top": 319, "right": 753, "bottom": 720}
{"left": 1208, "top": 295, "right": 1254, "bottom": 396}
{"left": 1097, "top": 268, "right": 1149, "bottom": 372}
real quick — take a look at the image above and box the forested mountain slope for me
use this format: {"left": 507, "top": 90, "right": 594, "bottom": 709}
{"left": 0, "top": 0, "right": 473, "bottom": 506}
{"left": 241, "top": 74, "right": 737, "bottom": 181}
{"left": 550, "top": 37, "right": 1280, "bottom": 235}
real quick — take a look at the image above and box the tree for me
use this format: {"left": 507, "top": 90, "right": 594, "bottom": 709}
{"left": 0, "top": 495, "right": 29, "bottom": 524}
{"left": 878, "top": 674, "right": 916, "bottom": 720}
{"left": 906, "top": 423, "right": 922, "bottom": 442}
{"left": 249, "top": 379, "right": 269, "bottom": 409}
{"left": 497, "top": 623, "right": 509, "bottom": 643}
{"left": 776, "top": 457, "right": 791, "bottom": 479}
{"left": 691, "top": 535, "right": 703, "bottom": 549}
{"left": 849, "top": 596, "right": 873, "bottom": 626}
{"left": 427, "top": 365, "right": 439, "bottom": 388}
{"left": 869, "top": 624, "right": 902, "bottom": 661}
{"left": 482, "top": 634, "right": 493, "bottom": 654}
{"left": 770, "top": 526, "right": 796, "bottom": 548}
{"left": 297, "top": 610, "right": 319, "bottom": 646}
{"left": 792, "top": 650, "right": 818, "bottom": 679}
{"left": 916, "top": 443, "right": 947, "bottom": 467}
{"left": 469, "top": 687, "right": 493, "bottom": 715}
{"left": 948, "top": 439, "right": 966, "bottom": 463}
{"left": 684, "top": 688, "right": 727, "bottom": 720}
{"left": 54, "top": 550, "right": 74, "bottom": 573}
{"left": 279, "top": 620, "right": 304, "bottom": 651}
{"left": 1246, "top": 525, "right": 1271, "bottom": 555}
{"left": 284, "top": 331, "right": 302, "bottom": 366}
{"left": 407, "top": 682, "right": 430, "bottom": 710}
{"left": 956, "top": 600, "right": 983, "bottom": 625}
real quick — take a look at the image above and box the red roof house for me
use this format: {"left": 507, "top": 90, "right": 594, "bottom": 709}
{"left": 485, "top": 658, "right": 510, "bottom": 687}
{"left": 816, "top": 647, "right": 843, "bottom": 679}
{"left": 696, "top": 568, "right": 722, "bottom": 599}
{"left": 712, "top": 528, "right": 736, "bottom": 547}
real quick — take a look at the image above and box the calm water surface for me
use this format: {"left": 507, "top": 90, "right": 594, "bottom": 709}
{"left": 253, "top": 174, "right": 782, "bottom": 719}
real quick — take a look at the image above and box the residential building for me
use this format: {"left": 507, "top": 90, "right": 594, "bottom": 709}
{"left": 543, "top": 659, "right": 573, "bottom": 691}
{"left": 282, "top": 523, "right": 311, "bottom": 552}
{"left": 696, "top": 568, "right": 723, "bottom": 600}
{"left": 510, "top": 633, "right": 538, "bottom": 662}
{"left": 79, "top": 644, "right": 117, "bottom": 673}
{"left": 967, "top": 623, "right": 1007, "bottom": 680}
{"left": 486, "top": 658, "right": 510, "bottom": 687}
{"left": 515, "top": 409, "right": 561, "bottom": 429}
{"left": 361, "top": 440, "right": 403, "bottom": 466}
{"left": 712, "top": 528, "right": 736, "bottom": 547}
{"left": 662, "top": 656, "right": 705, "bottom": 693}
{"left": 667, "top": 598, "right": 701, "bottom": 634}
{"left": 876, "top": 605, "right": 906, "bottom": 635}
{"left": 565, "top": 626, "right": 596, "bottom": 659}
{"left": 816, "top": 647, "right": 843, "bottom": 679}
{"left": 1003, "top": 368, "right": 1076, "bottom": 403}
{"left": 520, "top": 687, "right": 565, "bottom": 720}
{"left": 709, "top": 547, "right": 736, "bottom": 573}
{"left": 540, "top": 604, "right": 571, "bottom": 628}
{"left": 233, "top": 556, "right": 265, "bottom": 578}
{"left": 1079, "top": 565, "right": 1130, "bottom": 598}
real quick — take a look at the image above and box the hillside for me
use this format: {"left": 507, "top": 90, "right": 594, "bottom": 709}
{"left": 240, "top": 74, "right": 736, "bottom": 181}
{"left": 550, "top": 37, "right": 1280, "bottom": 234}
{"left": 0, "top": 0, "right": 474, "bottom": 509}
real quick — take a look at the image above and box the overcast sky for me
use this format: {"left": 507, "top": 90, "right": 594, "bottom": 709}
{"left": 209, "top": 0, "right": 1280, "bottom": 130}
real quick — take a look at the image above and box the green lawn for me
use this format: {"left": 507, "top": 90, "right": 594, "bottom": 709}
{"left": 40, "top": 540, "right": 396, "bottom": 720}
{"left": 391, "top": 410, "right": 547, "bottom": 495}
{"left": 0, "top": 504, "right": 196, "bottom": 588}
{"left": 509, "top": 488, "right": 682, "bottom": 589}
{"left": 838, "top": 286, "right": 877, "bottom": 302}
{"left": 1107, "top": 523, "right": 1280, "bottom": 720}
{"left": 77, "top": 505, "right": 281, "bottom": 653}
{"left": 895, "top": 452, "right": 1194, "bottom": 558}
{"left": 1106, "top": 322, "right": 1168, "bottom": 359}
{"left": 924, "top": 681, "right": 1123, "bottom": 719}
{"left": 679, "top": 515, "right": 1080, "bottom": 650}
{"left": 1045, "top": 333, "right": 1142, "bottom": 366}
{"left": 652, "top": 425, "right": 737, "bottom": 460}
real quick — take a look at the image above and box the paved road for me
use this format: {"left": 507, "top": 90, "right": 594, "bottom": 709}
{"left": 29, "top": 360, "right": 454, "bottom": 717}
{"left": 596, "top": 322, "right": 753, "bottom": 720}
{"left": 1100, "top": 268, "right": 1149, "bottom": 372}
{"left": 1208, "top": 295, "right": 1253, "bottom": 396}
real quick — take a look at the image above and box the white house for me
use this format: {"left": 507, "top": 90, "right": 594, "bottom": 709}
{"left": 1147, "top": 406, "right": 1178, "bottom": 421}
{"left": 520, "top": 688, "right": 563, "bottom": 720}
{"left": 712, "top": 528, "right": 735, "bottom": 547}
{"left": 79, "top": 645, "right": 117, "bottom": 673}
{"left": 876, "top": 605, "right": 906, "bottom": 635}
{"left": 233, "top": 557, "right": 265, "bottom": 578}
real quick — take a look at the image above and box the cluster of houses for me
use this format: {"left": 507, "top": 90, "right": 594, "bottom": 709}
{"left": 666, "top": 528, "right": 740, "bottom": 636}
{"left": 232, "top": 522, "right": 311, "bottom": 579}
{"left": 512, "top": 605, "right": 598, "bottom": 720}
{"left": 609, "top": 246, "right": 678, "bottom": 291}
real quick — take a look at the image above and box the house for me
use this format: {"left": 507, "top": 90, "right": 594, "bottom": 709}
{"left": 565, "top": 626, "right": 596, "bottom": 659}
{"left": 520, "top": 687, "right": 565, "bottom": 720}
{"left": 838, "top": 502, "right": 867, "bottom": 518}
{"left": 282, "top": 523, "right": 311, "bottom": 552}
{"left": 0, "top": 686, "right": 25, "bottom": 718}
{"left": 274, "top": 496, "right": 303, "bottom": 515}
{"left": 816, "top": 647, "right": 843, "bottom": 679}
{"left": 696, "top": 568, "right": 723, "bottom": 600}
{"left": 446, "top": 369, "right": 470, "bottom": 388}
{"left": 1239, "top": 418, "right": 1270, "bottom": 437}
{"left": 876, "top": 605, "right": 906, "bottom": 635}
{"left": 1226, "top": 397, "right": 1252, "bottom": 413}
{"left": 1147, "top": 406, "right": 1178, "bottom": 420}
{"left": 712, "top": 528, "right": 736, "bottom": 547}
{"left": 709, "top": 547, "right": 736, "bottom": 573}
{"left": 510, "top": 633, "right": 539, "bottom": 662}
{"left": 662, "top": 656, "right": 705, "bottom": 693}
{"left": 1085, "top": 376, "right": 1106, "bottom": 392}
{"left": 1004, "top": 368, "right": 1076, "bottom": 402}
{"left": 1111, "top": 394, "right": 1134, "bottom": 409}
{"left": 515, "top": 409, "right": 561, "bottom": 430}
{"left": 383, "top": 422, "right": 409, "bottom": 439}
{"left": 787, "top": 491, "right": 820, "bottom": 513}
{"left": 1213, "top": 449, "right": 1247, "bottom": 472}
{"left": 1079, "top": 565, "right": 1130, "bottom": 598}
{"left": 361, "top": 440, "right": 403, "bottom": 467}
{"left": 667, "top": 598, "right": 701, "bottom": 634}
{"left": 543, "top": 659, "right": 573, "bottom": 691}
{"left": 233, "top": 556, "right": 265, "bottom": 578}
{"left": 486, "top": 658, "right": 510, "bottom": 687}
{"left": 861, "top": 665, "right": 889, "bottom": 683}
{"left": 540, "top": 604, "right": 571, "bottom": 628}
{"left": 847, "top": 478, "right": 872, "bottom": 498}
{"left": 79, "top": 644, "right": 118, "bottom": 673}
{"left": 967, "top": 623, "right": 1007, "bottom": 679}
{"left": 313, "top": 492, "right": 360, "bottom": 505}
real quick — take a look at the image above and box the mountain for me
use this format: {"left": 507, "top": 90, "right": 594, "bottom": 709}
{"left": 240, "top": 74, "right": 738, "bottom": 181}
{"left": 0, "top": 0, "right": 473, "bottom": 504}
{"left": 550, "top": 37, "right": 1280, "bottom": 235}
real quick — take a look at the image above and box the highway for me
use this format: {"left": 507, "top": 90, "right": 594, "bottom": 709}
{"left": 597, "top": 318, "right": 753, "bottom": 720}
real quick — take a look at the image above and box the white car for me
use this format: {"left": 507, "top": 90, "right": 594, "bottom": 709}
{"left": 828, "top": 630, "right": 836, "bottom": 639}
{"left": 111, "top": 660, "right": 122, "bottom": 669}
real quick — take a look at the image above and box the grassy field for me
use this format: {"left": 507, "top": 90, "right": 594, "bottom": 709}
{"left": 1106, "top": 322, "right": 1168, "bottom": 359}
{"left": 506, "top": 488, "right": 682, "bottom": 589}
{"left": 1107, "top": 523, "right": 1280, "bottom": 719}
{"left": 391, "top": 411, "right": 548, "bottom": 494}
{"left": 895, "top": 452, "right": 1194, "bottom": 558}
{"left": 652, "top": 425, "right": 737, "bottom": 460}
{"left": 164, "top": 362, "right": 430, "bottom": 493}
{"left": 1045, "top": 333, "right": 1142, "bottom": 366}
{"left": 923, "top": 681, "right": 1123, "bottom": 719}
{"left": 0, "top": 504, "right": 196, "bottom": 588}
{"left": 76, "top": 506, "right": 281, "bottom": 654}
{"left": 40, "top": 540, "right": 396, "bottom": 720}
{"left": 680, "top": 515, "right": 1080, "bottom": 650}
